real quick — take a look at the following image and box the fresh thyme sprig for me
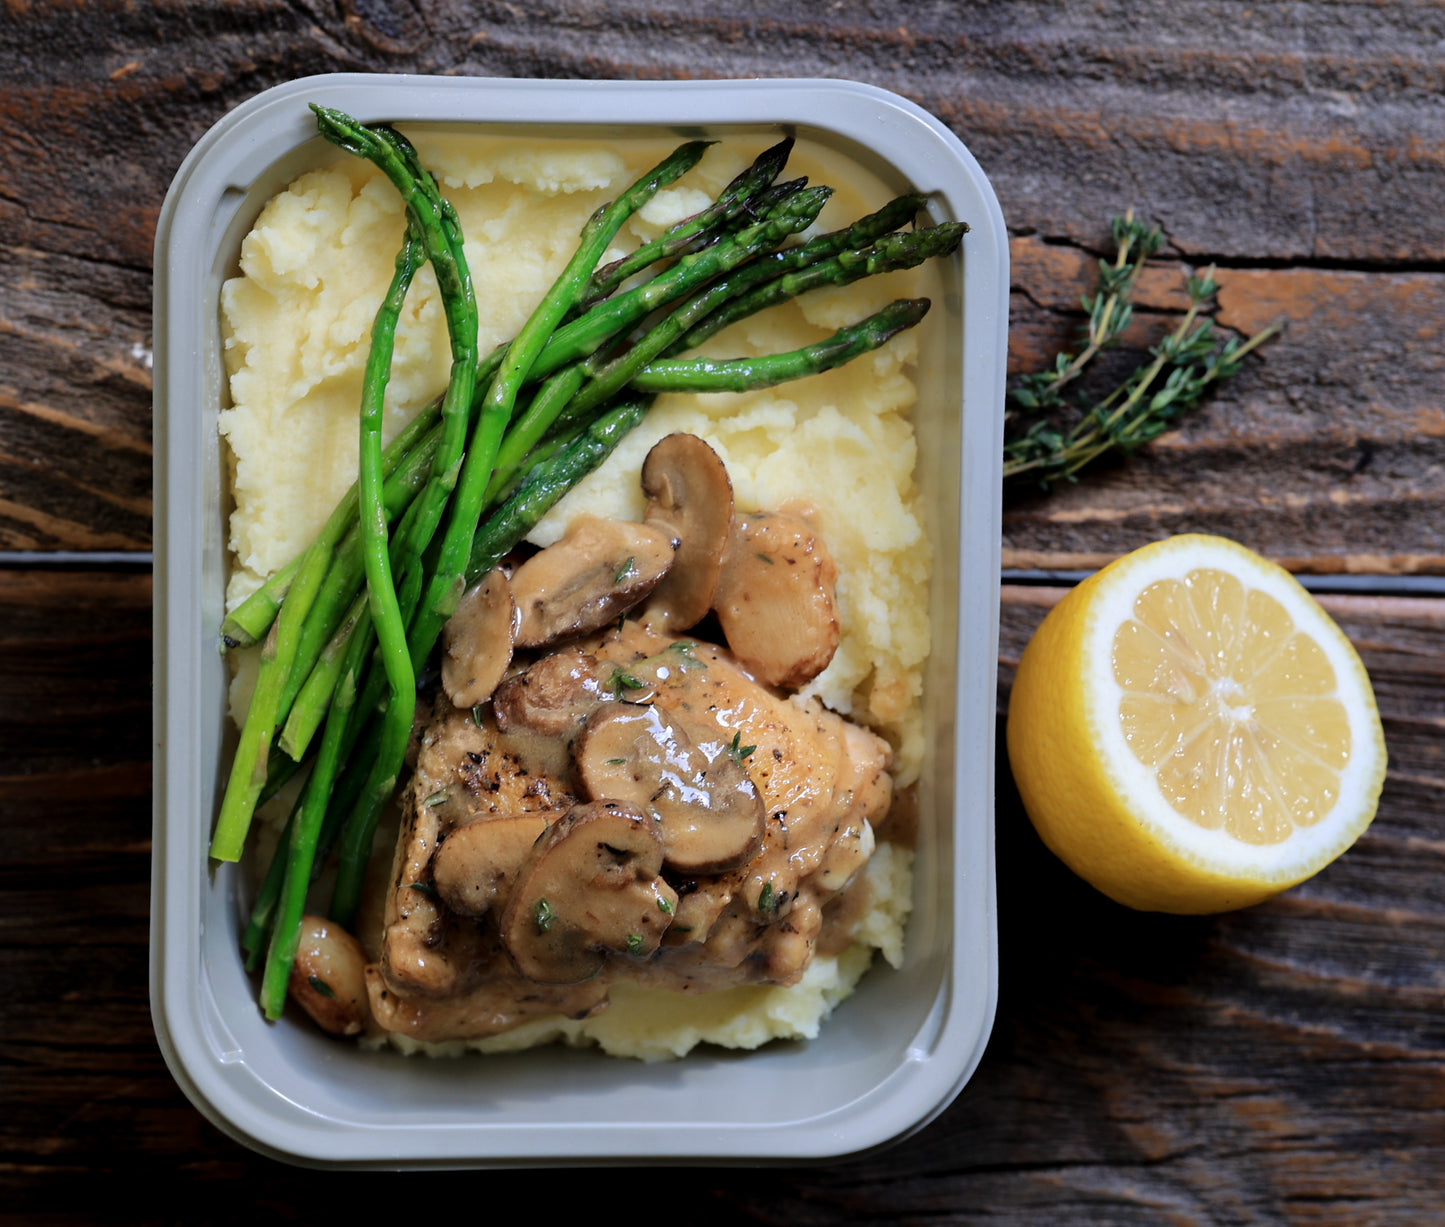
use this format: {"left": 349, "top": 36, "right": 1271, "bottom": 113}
{"left": 1004, "top": 213, "right": 1281, "bottom": 488}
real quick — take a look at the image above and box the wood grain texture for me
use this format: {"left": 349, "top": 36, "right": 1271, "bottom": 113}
{"left": 1004, "top": 243, "right": 1445, "bottom": 572}
{"left": 4, "top": 572, "right": 1443, "bottom": 1223}
{"left": 3, "top": 1, "right": 1445, "bottom": 1221}
{"left": 1, "top": 0, "right": 1444, "bottom": 559}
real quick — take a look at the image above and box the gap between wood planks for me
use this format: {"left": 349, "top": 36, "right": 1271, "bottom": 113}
{"left": 4, "top": 551, "right": 1445, "bottom": 599}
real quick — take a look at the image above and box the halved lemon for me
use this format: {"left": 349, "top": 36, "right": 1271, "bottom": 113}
{"left": 1006, "top": 534, "right": 1386, "bottom": 913}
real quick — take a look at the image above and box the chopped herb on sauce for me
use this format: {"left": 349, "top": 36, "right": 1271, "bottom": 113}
{"left": 727, "top": 731, "right": 757, "bottom": 764}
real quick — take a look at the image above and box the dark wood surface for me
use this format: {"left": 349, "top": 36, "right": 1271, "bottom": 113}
{"left": 3, "top": 3, "right": 1442, "bottom": 1222}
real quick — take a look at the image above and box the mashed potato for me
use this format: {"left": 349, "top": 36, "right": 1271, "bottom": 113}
{"left": 220, "top": 131, "right": 932, "bottom": 1056}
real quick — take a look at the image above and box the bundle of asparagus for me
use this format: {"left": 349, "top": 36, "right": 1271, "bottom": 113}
{"left": 215, "top": 105, "right": 966, "bottom": 1021}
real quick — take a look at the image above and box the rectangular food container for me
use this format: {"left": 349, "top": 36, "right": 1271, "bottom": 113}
{"left": 152, "top": 73, "right": 1006, "bottom": 1167}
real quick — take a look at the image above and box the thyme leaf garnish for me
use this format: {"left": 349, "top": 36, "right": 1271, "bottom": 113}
{"left": 727, "top": 730, "right": 757, "bottom": 765}
{"left": 607, "top": 668, "right": 646, "bottom": 698}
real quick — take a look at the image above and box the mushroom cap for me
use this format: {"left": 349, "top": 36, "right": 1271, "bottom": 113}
{"left": 432, "top": 812, "right": 557, "bottom": 918}
{"left": 441, "top": 568, "right": 518, "bottom": 709}
{"left": 492, "top": 646, "right": 616, "bottom": 739}
{"left": 510, "top": 514, "right": 676, "bottom": 649}
{"left": 288, "top": 915, "right": 371, "bottom": 1037}
{"left": 574, "top": 701, "right": 765, "bottom": 875}
{"left": 712, "top": 510, "right": 840, "bottom": 690}
{"left": 500, "top": 801, "right": 678, "bottom": 985}
{"left": 640, "top": 433, "right": 735, "bottom": 632}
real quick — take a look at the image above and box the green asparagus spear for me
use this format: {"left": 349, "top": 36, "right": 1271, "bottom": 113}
{"left": 210, "top": 490, "right": 348, "bottom": 860}
{"left": 678, "top": 225, "right": 964, "bottom": 357}
{"left": 464, "top": 398, "right": 653, "bottom": 584}
{"left": 629, "top": 298, "right": 933, "bottom": 394}
{"left": 665, "top": 198, "right": 942, "bottom": 354}
{"left": 484, "top": 187, "right": 834, "bottom": 498}
{"left": 578, "top": 137, "right": 794, "bottom": 307}
{"left": 257, "top": 585, "right": 372, "bottom": 1013}
{"left": 262, "top": 228, "right": 427, "bottom": 997}
{"left": 213, "top": 109, "right": 479, "bottom": 865}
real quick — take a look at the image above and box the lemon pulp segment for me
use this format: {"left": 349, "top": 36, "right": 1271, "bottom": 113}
{"left": 1111, "top": 567, "right": 1354, "bottom": 848}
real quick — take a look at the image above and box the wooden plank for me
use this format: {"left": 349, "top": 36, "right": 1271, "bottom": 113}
{"left": 1004, "top": 242, "right": 1445, "bottom": 573}
{"left": 2, "top": 0, "right": 1443, "bottom": 1217}
{"left": 1, "top": 1, "right": 1444, "bottom": 558}
{"left": 3, "top": 568, "right": 1443, "bottom": 1218}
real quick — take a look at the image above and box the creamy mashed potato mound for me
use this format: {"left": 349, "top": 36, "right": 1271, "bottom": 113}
{"left": 221, "top": 132, "right": 932, "bottom": 1058}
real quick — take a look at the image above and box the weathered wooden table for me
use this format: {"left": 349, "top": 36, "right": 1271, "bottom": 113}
{"left": 4, "top": 3, "right": 1442, "bottom": 1221}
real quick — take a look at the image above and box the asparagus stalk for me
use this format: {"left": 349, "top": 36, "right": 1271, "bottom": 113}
{"left": 466, "top": 397, "right": 651, "bottom": 582}
{"left": 209, "top": 112, "right": 479, "bottom": 863}
{"left": 630, "top": 298, "right": 933, "bottom": 394}
{"left": 261, "top": 228, "right": 427, "bottom": 1003}
{"left": 255, "top": 582, "right": 375, "bottom": 1006}
{"left": 274, "top": 425, "right": 442, "bottom": 723}
{"left": 209, "top": 491, "right": 347, "bottom": 860}
{"left": 484, "top": 186, "right": 834, "bottom": 499}
{"left": 671, "top": 221, "right": 966, "bottom": 355}
{"left": 579, "top": 137, "right": 795, "bottom": 307}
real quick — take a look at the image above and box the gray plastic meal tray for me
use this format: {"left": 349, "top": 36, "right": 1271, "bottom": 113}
{"left": 152, "top": 73, "right": 1006, "bottom": 1168}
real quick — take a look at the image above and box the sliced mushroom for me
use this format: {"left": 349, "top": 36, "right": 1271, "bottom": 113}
{"left": 492, "top": 646, "right": 615, "bottom": 739}
{"left": 432, "top": 812, "right": 558, "bottom": 918}
{"left": 441, "top": 567, "right": 518, "bottom": 709}
{"left": 574, "top": 702, "right": 765, "bottom": 875}
{"left": 500, "top": 801, "right": 678, "bottom": 984}
{"left": 712, "top": 510, "right": 840, "bottom": 689}
{"left": 288, "top": 915, "right": 371, "bottom": 1037}
{"left": 510, "top": 514, "right": 676, "bottom": 649}
{"left": 639, "top": 433, "right": 734, "bottom": 632}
